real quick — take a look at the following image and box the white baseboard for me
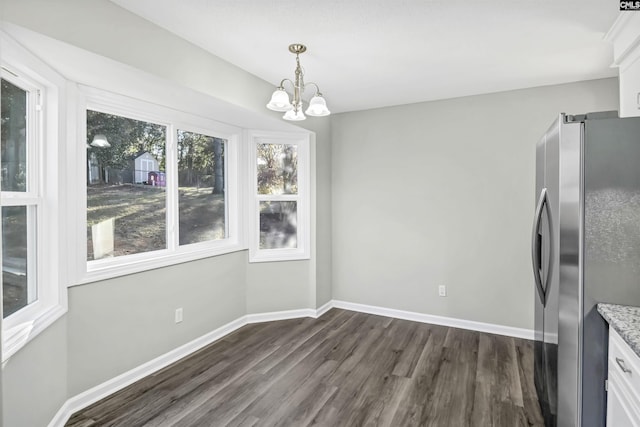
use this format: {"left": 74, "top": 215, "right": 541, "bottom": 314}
{"left": 245, "top": 308, "right": 316, "bottom": 324}
{"left": 330, "top": 300, "right": 534, "bottom": 340}
{"left": 315, "top": 300, "right": 333, "bottom": 317}
{"left": 48, "top": 301, "right": 532, "bottom": 426}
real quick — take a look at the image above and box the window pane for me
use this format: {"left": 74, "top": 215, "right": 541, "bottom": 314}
{"left": 257, "top": 144, "right": 297, "bottom": 195}
{"left": 2, "top": 206, "right": 33, "bottom": 317}
{"left": 177, "top": 130, "right": 227, "bottom": 245}
{"left": 86, "top": 110, "right": 167, "bottom": 260}
{"left": 1, "top": 79, "right": 28, "bottom": 192}
{"left": 259, "top": 201, "right": 297, "bottom": 249}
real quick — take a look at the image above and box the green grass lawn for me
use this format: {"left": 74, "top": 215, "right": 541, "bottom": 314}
{"left": 87, "top": 184, "right": 225, "bottom": 259}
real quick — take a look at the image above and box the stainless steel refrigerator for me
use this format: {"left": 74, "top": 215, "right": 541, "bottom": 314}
{"left": 533, "top": 112, "right": 640, "bottom": 427}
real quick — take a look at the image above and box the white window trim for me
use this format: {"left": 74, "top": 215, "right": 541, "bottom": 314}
{"left": 248, "top": 130, "right": 310, "bottom": 263}
{"left": 1, "top": 31, "right": 67, "bottom": 362}
{"left": 71, "top": 86, "right": 244, "bottom": 285}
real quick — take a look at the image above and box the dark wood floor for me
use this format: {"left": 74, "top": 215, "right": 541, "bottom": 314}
{"left": 66, "top": 309, "right": 544, "bottom": 427}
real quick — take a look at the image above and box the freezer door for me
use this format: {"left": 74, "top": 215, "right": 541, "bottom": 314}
{"left": 534, "top": 116, "right": 561, "bottom": 427}
{"left": 534, "top": 136, "right": 546, "bottom": 423}
{"left": 544, "top": 119, "right": 561, "bottom": 426}
{"left": 534, "top": 136, "right": 547, "bottom": 423}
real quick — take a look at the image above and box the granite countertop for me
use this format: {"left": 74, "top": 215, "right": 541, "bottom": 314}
{"left": 598, "top": 303, "right": 640, "bottom": 358}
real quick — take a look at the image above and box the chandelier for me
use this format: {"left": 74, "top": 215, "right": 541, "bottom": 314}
{"left": 266, "top": 44, "right": 330, "bottom": 121}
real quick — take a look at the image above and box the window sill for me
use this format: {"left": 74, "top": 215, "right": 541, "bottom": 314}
{"left": 248, "top": 247, "right": 310, "bottom": 263}
{"left": 77, "top": 242, "right": 246, "bottom": 286}
{"left": 2, "top": 303, "right": 67, "bottom": 364}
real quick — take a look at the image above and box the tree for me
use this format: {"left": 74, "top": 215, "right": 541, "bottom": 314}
{"left": 212, "top": 138, "right": 224, "bottom": 195}
{"left": 86, "top": 110, "right": 166, "bottom": 185}
{"left": 176, "top": 131, "right": 224, "bottom": 192}
{"left": 257, "top": 144, "right": 297, "bottom": 194}
{"left": 1, "top": 78, "right": 27, "bottom": 192}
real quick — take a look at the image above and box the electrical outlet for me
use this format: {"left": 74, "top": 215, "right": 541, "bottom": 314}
{"left": 175, "top": 308, "right": 183, "bottom": 323}
{"left": 438, "top": 285, "right": 447, "bottom": 297}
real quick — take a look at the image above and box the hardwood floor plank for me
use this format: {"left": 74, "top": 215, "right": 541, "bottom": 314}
{"left": 251, "top": 310, "right": 358, "bottom": 375}
{"left": 516, "top": 338, "right": 545, "bottom": 427}
{"left": 495, "top": 334, "right": 524, "bottom": 407}
{"left": 324, "top": 318, "right": 402, "bottom": 416}
{"left": 355, "top": 373, "right": 412, "bottom": 426}
{"left": 322, "top": 315, "right": 388, "bottom": 386}
{"left": 272, "top": 383, "right": 338, "bottom": 427}
{"left": 391, "top": 325, "right": 430, "bottom": 378}
{"left": 472, "top": 333, "right": 499, "bottom": 427}
{"left": 65, "top": 309, "right": 544, "bottom": 427}
{"left": 247, "top": 360, "right": 339, "bottom": 425}
{"left": 329, "top": 319, "right": 415, "bottom": 423}
{"left": 228, "top": 414, "right": 260, "bottom": 427}
{"left": 390, "top": 324, "right": 448, "bottom": 426}
{"left": 423, "top": 328, "right": 479, "bottom": 426}
{"left": 308, "top": 404, "right": 339, "bottom": 426}
{"left": 65, "top": 418, "right": 97, "bottom": 427}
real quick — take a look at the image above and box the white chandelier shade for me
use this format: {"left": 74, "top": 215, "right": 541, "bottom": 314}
{"left": 266, "top": 44, "right": 330, "bottom": 121}
{"left": 266, "top": 88, "right": 293, "bottom": 112}
{"left": 305, "top": 95, "right": 330, "bottom": 117}
{"left": 283, "top": 104, "right": 306, "bottom": 121}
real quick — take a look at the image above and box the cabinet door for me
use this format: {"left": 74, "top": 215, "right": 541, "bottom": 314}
{"left": 604, "top": 13, "right": 640, "bottom": 117}
{"left": 607, "top": 375, "right": 640, "bottom": 427}
{"left": 619, "top": 58, "right": 640, "bottom": 118}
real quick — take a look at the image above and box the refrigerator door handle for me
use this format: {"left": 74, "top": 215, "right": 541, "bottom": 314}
{"left": 532, "top": 188, "right": 548, "bottom": 305}
{"left": 542, "top": 194, "right": 554, "bottom": 306}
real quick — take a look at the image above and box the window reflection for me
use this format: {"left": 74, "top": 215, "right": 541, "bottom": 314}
{"left": 86, "top": 110, "right": 167, "bottom": 260}
{"left": 177, "top": 130, "right": 227, "bottom": 245}
{"left": 259, "top": 201, "right": 297, "bottom": 249}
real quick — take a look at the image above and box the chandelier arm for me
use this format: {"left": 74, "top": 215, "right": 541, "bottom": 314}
{"left": 304, "top": 82, "right": 323, "bottom": 96}
{"left": 279, "top": 78, "right": 295, "bottom": 90}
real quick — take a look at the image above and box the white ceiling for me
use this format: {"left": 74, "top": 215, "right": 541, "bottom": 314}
{"left": 111, "top": 0, "right": 620, "bottom": 114}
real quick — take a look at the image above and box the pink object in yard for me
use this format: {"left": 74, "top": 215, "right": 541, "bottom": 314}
{"left": 147, "top": 171, "right": 166, "bottom": 187}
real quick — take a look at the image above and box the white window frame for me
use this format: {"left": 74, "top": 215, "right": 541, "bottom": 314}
{"left": 1, "top": 32, "right": 67, "bottom": 362}
{"left": 72, "top": 86, "right": 242, "bottom": 284}
{"left": 248, "top": 131, "right": 310, "bottom": 263}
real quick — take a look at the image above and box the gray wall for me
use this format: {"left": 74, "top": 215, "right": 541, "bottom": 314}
{"left": 2, "top": 318, "right": 68, "bottom": 427}
{"left": 331, "top": 78, "right": 619, "bottom": 330}
{"left": 67, "top": 253, "right": 247, "bottom": 396}
{"left": 1, "top": 0, "right": 332, "bottom": 425}
{"left": 246, "top": 260, "right": 312, "bottom": 313}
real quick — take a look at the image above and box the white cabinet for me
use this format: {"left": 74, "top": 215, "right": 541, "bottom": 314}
{"left": 607, "top": 328, "right": 640, "bottom": 426}
{"left": 605, "top": 14, "right": 640, "bottom": 118}
{"left": 608, "top": 377, "right": 640, "bottom": 427}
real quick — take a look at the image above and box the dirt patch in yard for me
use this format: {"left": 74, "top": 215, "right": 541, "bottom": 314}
{"left": 87, "top": 184, "right": 225, "bottom": 259}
